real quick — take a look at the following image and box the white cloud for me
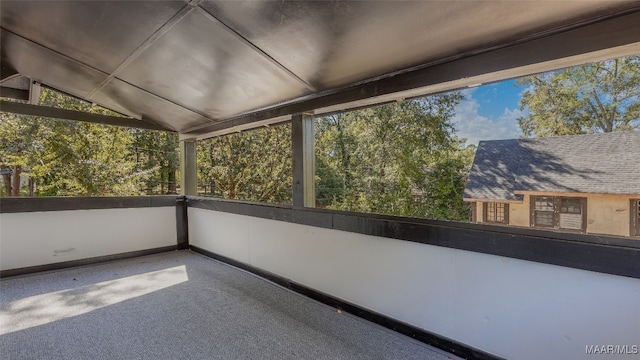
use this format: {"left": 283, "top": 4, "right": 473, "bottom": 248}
{"left": 452, "top": 97, "right": 523, "bottom": 146}
{"left": 460, "top": 88, "right": 477, "bottom": 97}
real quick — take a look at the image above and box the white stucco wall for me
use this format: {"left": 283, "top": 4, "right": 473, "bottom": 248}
{"left": 0, "top": 207, "right": 176, "bottom": 271}
{"left": 586, "top": 194, "right": 636, "bottom": 237}
{"left": 189, "top": 207, "right": 640, "bottom": 360}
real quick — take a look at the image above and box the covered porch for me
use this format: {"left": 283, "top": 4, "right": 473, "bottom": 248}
{"left": 1, "top": 1, "right": 640, "bottom": 359}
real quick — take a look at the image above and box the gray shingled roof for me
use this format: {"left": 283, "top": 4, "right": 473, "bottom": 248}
{"left": 464, "top": 131, "right": 640, "bottom": 201}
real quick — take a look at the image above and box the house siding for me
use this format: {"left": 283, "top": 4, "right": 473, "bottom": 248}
{"left": 474, "top": 194, "right": 637, "bottom": 237}
{"left": 509, "top": 196, "right": 530, "bottom": 227}
{"left": 475, "top": 202, "right": 483, "bottom": 223}
{"left": 586, "top": 194, "right": 635, "bottom": 237}
{"left": 475, "top": 200, "right": 528, "bottom": 227}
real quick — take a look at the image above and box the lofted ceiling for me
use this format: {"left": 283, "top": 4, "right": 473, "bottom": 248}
{"left": 1, "top": 1, "right": 639, "bottom": 138}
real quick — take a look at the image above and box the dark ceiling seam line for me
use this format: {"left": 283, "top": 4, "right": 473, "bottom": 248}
{"left": 38, "top": 83, "right": 132, "bottom": 119}
{"left": 1, "top": 28, "right": 219, "bottom": 128}
{"left": 1, "top": 29, "right": 117, "bottom": 104}
{"left": 108, "top": 78, "right": 219, "bottom": 125}
{"left": 0, "top": 28, "right": 110, "bottom": 79}
{"left": 86, "top": 4, "right": 196, "bottom": 100}
{"left": 0, "top": 73, "right": 21, "bottom": 85}
{"left": 195, "top": 6, "right": 316, "bottom": 92}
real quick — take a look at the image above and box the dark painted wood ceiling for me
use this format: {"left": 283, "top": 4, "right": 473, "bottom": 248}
{"left": 1, "top": 1, "right": 639, "bottom": 136}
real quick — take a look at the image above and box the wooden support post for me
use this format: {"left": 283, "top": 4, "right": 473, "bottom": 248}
{"left": 292, "top": 113, "right": 315, "bottom": 207}
{"left": 179, "top": 135, "right": 197, "bottom": 196}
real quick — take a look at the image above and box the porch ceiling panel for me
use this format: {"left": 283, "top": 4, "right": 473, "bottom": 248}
{"left": 90, "top": 79, "right": 215, "bottom": 132}
{"left": 0, "top": 0, "right": 186, "bottom": 74}
{"left": 0, "top": 29, "right": 109, "bottom": 99}
{"left": 1, "top": 0, "right": 639, "bottom": 134}
{"left": 199, "top": 0, "right": 634, "bottom": 90}
{"left": 116, "top": 8, "right": 312, "bottom": 120}
{"left": 0, "top": 74, "right": 29, "bottom": 90}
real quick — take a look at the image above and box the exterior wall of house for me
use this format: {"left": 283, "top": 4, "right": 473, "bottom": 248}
{"left": 474, "top": 199, "right": 528, "bottom": 227}
{"left": 473, "top": 194, "right": 638, "bottom": 237}
{"left": 508, "top": 197, "right": 529, "bottom": 227}
{"left": 586, "top": 194, "right": 636, "bottom": 237}
{"left": 475, "top": 202, "right": 483, "bottom": 223}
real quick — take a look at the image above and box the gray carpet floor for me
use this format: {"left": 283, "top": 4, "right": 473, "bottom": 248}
{"left": 0, "top": 250, "right": 458, "bottom": 360}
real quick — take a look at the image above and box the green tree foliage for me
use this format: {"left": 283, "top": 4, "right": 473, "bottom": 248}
{"left": 197, "top": 124, "right": 292, "bottom": 204}
{"left": 195, "top": 94, "right": 473, "bottom": 220}
{"left": 3, "top": 86, "right": 472, "bottom": 222}
{"left": 35, "top": 118, "right": 140, "bottom": 196}
{"left": 0, "top": 110, "right": 42, "bottom": 196}
{"left": 130, "top": 129, "right": 179, "bottom": 194}
{"left": 316, "top": 94, "right": 475, "bottom": 221}
{"left": 0, "top": 88, "right": 177, "bottom": 196}
{"left": 518, "top": 55, "right": 640, "bottom": 136}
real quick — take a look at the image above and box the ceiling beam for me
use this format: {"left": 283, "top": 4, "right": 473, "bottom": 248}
{"left": 0, "top": 87, "right": 29, "bottom": 101}
{"left": 0, "top": 100, "right": 171, "bottom": 131}
{"left": 183, "top": 10, "right": 640, "bottom": 137}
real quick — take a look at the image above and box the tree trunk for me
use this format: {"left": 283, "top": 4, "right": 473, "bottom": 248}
{"left": 29, "top": 177, "right": 35, "bottom": 196}
{"left": 2, "top": 173, "right": 12, "bottom": 197}
{"left": 160, "top": 166, "right": 166, "bottom": 194}
{"left": 11, "top": 165, "right": 21, "bottom": 197}
{"left": 336, "top": 117, "right": 352, "bottom": 191}
{"left": 167, "top": 168, "right": 177, "bottom": 194}
{"left": 209, "top": 141, "right": 215, "bottom": 195}
{"left": 229, "top": 181, "right": 236, "bottom": 199}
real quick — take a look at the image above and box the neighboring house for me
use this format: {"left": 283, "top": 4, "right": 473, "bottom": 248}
{"left": 463, "top": 131, "right": 640, "bottom": 238}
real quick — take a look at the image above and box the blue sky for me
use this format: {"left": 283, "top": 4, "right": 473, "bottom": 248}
{"left": 452, "top": 79, "right": 525, "bottom": 146}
